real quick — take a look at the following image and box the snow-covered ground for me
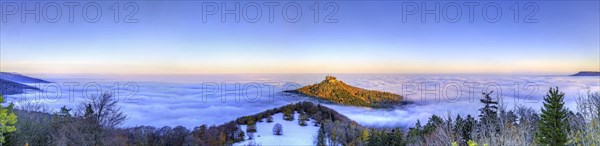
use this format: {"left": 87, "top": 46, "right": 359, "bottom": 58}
{"left": 235, "top": 113, "right": 319, "bottom": 146}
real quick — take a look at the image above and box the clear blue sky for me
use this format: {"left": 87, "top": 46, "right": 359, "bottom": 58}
{"left": 1, "top": 1, "right": 599, "bottom": 74}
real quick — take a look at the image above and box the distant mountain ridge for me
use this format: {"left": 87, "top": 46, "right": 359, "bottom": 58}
{"left": 0, "top": 72, "right": 50, "bottom": 83}
{"left": 286, "top": 76, "right": 403, "bottom": 108}
{"left": 571, "top": 71, "right": 600, "bottom": 76}
{"left": 0, "top": 79, "right": 40, "bottom": 95}
{"left": 0, "top": 72, "right": 48, "bottom": 95}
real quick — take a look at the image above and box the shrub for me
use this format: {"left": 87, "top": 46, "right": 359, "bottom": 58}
{"left": 273, "top": 123, "right": 283, "bottom": 135}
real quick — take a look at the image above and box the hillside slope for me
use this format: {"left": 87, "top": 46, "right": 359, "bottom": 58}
{"left": 0, "top": 72, "right": 47, "bottom": 95}
{"left": 0, "top": 79, "right": 40, "bottom": 95}
{"left": 235, "top": 113, "right": 319, "bottom": 146}
{"left": 0, "top": 72, "right": 50, "bottom": 83}
{"left": 287, "top": 76, "right": 403, "bottom": 108}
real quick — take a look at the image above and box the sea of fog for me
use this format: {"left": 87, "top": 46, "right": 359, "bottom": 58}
{"left": 4, "top": 74, "right": 600, "bottom": 128}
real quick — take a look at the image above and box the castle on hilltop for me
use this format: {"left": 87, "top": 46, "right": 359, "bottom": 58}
{"left": 325, "top": 75, "right": 337, "bottom": 83}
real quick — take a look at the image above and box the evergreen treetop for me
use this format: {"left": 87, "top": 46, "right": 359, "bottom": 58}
{"left": 536, "top": 87, "right": 569, "bottom": 145}
{"left": 0, "top": 94, "right": 17, "bottom": 144}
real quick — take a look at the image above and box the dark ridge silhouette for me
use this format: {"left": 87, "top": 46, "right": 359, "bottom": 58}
{"left": 571, "top": 71, "right": 600, "bottom": 76}
{"left": 0, "top": 72, "right": 50, "bottom": 83}
{"left": 0, "top": 72, "right": 47, "bottom": 95}
{"left": 0, "top": 79, "right": 40, "bottom": 95}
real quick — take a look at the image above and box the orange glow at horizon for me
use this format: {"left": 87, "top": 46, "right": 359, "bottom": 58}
{"left": 2, "top": 60, "right": 598, "bottom": 75}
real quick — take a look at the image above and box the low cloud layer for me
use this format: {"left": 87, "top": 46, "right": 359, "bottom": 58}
{"left": 5, "top": 74, "right": 599, "bottom": 129}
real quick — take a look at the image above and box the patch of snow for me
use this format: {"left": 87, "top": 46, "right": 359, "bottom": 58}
{"left": 235, "top": 113, "right": 319, "bottom": 146}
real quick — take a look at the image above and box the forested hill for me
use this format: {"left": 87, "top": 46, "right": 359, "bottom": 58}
{"left": 0, "top": 72, "right": 50, "bottom": 83}
{"left": 0, "top": 72, "right": 48, "bottom": 95}
{"left": 0, "top": 79, "right": 40, "bottom": 95}
{"left": 286, "top": 76, "right": 403, "bottom": 108}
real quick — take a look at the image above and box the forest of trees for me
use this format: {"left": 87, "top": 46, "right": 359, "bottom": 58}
{"left": 288, "top": 75, "right": 403, "bottom": 108}
{"left": 1, "top": 93, "right": 248, "bottom": 146}
{"left": 1, "top": 93, "right": 356, "bottom": 146}
{"left": 1, "top": 86, "right": 599, "bottom": 146}
{"left": 309, "top": 87, "right": 600, "bottom": 146}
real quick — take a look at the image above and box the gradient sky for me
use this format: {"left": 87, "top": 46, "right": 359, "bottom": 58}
{"left": 1, "top": 1, "right": 599, "bottom": 74}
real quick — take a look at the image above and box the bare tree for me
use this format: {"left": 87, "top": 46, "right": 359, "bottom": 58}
{"left": 6, "top": 99, "right": 53, "bottom": 146}
{"left": 573, "top": 90, "right": 600, "bottom": 145}
{"left": 14, "top": 98, "right": 51, "bottom": 113}
{"left": 427, "top": 112, "right": 454, "bottom": 145}
{"left": 52, "top": 92, "right": 128, "bottom": 145}
{"left": 78, "top": 92, "right": 127, "bottom": 128}
{"left": 513, "top": 106, "right": 539, "bottom": 145}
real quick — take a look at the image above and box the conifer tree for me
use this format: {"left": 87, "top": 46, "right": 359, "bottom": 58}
{"left": 389, "top": 128, "right": 405, "bottom": 146}
{"left": 246, "top": 117, "right": 257, "bottom": 133}
{"left": 266, "top": 115, "right": 273, "bottom": 123}
{"left": 407, "top": 120, "right": 424, "bottom": 144}
{"left": 478, "top": 91, "right": 499, "bottom": 138}
{"left": 424, "top": 115, "right": 443, "bottom": 134}
{"left": 84, "top": 103, "right": 94, "bottom": 118}
{"left": 479, "top": 91, "right": 499, "bottom": 124}
{"left": 360, "top": 128, "right": 369, "bottom": 143}
{"left": 367, "top": 129, "right": 383, "bottom": 146}
{"left": 316, "top": 124, "right": 326, "bottom": 146}
{"left": 57, "top": 106, "right": 72, "bottom": 118}
{"left": 463, "top": 115, "right": 476, "bottom": 141}
{"left": 0, "top": 94, "right": 17, "bottom": 145}
{"left": 283, "top": 107, "right": 294, "bottom": 121}
{"left": 536, "top": 87, "right": 569, "bottom": 145}
{"left": 299, "top": 112, "right": 308, "bottom": 126}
